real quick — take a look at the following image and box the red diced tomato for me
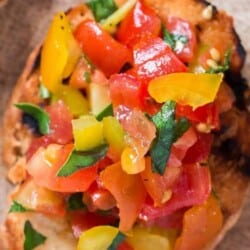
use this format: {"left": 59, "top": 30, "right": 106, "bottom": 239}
{"left": 140, "top": 163, "right": 211, "bottom": 220}
{"left": 117, "top": 0, "right": 161, "bottom": 47}
{"left": 164, "top": 16, "right": 197, "bottom": 63}
{"left": 183, "top": 132, "right": 213, "bottom": 164}
{"left": 176, "top": 103, "right": 219, "bottom": 129}
{"left": 74, "top": 20, "right": 132, "bottom": 77}
{"left": 109, "top": 73, "right": 145, "bottom": 109}
{"left": 133, "top": 37, "right": 187, "bottom": 81}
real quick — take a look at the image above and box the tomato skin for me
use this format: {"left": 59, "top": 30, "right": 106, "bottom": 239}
{"left": 26, "top": 144, "right": 98, "bottom": 192}
{"left": 183, "top": 132, "right": 213, "bottom": 164}
{"left": 176, "top": 103, "right": 219, "bottom": 129}
{"left": 100, "top": 162, "right": 147, "bottom": 232}
{"left": 164, "top": 16, "right": 197, "bottom": 63}
{"left": 109, "top": 73, "right": 145, "bottom": 109}
{"left": 117, "top": 0, "right": 161, "bottom": 47}
{"left": 70, "top": 210, "right": 118, "bottom": 238}
{"left": 74, "top": 20, "right": 132, "bottom": 77}
{"left": 45, "top": 100, "right": 73, "bottom": 144}
{"left": 133, "top": 37, "right": 187, "bottom": 82}
{"left": 140, "top": 164, "right": 211, "bottom": 220}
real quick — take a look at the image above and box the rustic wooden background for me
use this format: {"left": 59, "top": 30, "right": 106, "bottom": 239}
{"left": 0, "top": 0, "right": 249, "bottom": 249}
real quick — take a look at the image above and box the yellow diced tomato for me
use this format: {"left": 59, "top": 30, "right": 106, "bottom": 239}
{"left": 127, "top": 225, "right": 173, "bottom": 250}
{"left": 148, "top": 73, "right": 223, "bottom": 109}
{"left": 77, "top": 225, "right": 119, "bottom": 250}
{"left": 41, "top": 12, "right": 81, "bottom": 93}
{"left": 103, "top": 116, "right": 125, "bottom": 159}
{"left": 72, "top": 115, "right": 104, "bottom": 151}
{"left": 52, "top": 85, "right": 89, "bottom": 117}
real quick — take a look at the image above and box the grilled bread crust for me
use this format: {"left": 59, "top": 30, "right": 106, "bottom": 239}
{"left": 1, "top": 1, "right": 249, "bottom": 249}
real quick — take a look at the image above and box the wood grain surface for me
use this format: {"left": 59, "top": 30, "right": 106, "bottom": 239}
{"left": 0, "top": 0, "right": 249, "bottom": 249}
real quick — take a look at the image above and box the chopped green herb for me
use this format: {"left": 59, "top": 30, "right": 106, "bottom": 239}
{"left": 162, "top": 26, "right": 188, "bottom": 51}
{"left": 107, "top": 232, "right": 126, "bottom": 250}
{"left": 15, "top": 103, "right": 50, "bottom": 135}
{"left": 173, "top": 117, "right": 190, "bottom": 142}
{"left": 207, "top": 49, "right": 232, "bottom": 73}
{"left": 9, "top": 201, "right": 27, "bottom": 213}
{"left": 96, "top": 104, "right": 114, "bottom": 121}
{"left": 150, "top": 101, "right": 176, "bottom": 175}
{"left": 57, "top": 144, "right": 108, "bottom": 176}
{"left": 23, "top": 220, "right": 46, "bottom": 250}
{"left": 39, "top": 83, "right": 50, "bottom": 99}
{"left": 67, "top": 193, "right": 85, "bottom": 211}
{"left": 84, "top": 71, "right": 91, "bottom": 83}
{"left": 87, "top": 0, "right": 118, "bottom": 22}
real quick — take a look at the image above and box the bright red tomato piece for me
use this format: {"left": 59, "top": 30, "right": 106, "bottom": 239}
{"left": 176, "top": 103, "right": 219, "bottom": 129}
{"left": 140, "top": 163, "right": 211, "bottom": 220}
{"left": 133, "top": 37, "right": 187, "bottom": 81}
{"left": 26, "top": 144, "right": 98, "bottom": 192}
{"left": 117, "top": 0, "right": 161, "bottom": 47}
{"left": 74, "top": 20, "right": 132, "bottom": 77}
{"left": 183, "top": 132, "right": 213, "bottom": 164}
{"left": 109, "top": 73, "right": 146, "bottom": 109}
{"left": 164, "top": 16, "right": 197, "bottom": 63}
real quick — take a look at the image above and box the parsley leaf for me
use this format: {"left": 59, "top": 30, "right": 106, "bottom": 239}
{"left": 173, "top": 117, "right": 190, "bottom": 142}
{"left": 9, "top": 201, "right": 27, "bottom": 213}
{"left": 162, "top": 26, "right": 188, "bottom": 52}
{"left": 96, "top": 104, "right": 114, "bottom": 121}
{"left": 23, "top": 220, "right": 46, "bottom": 250}
{"left": 67, "top": 193, "right": 85, "bottom": 211}
{"left": 107, "top": 232, "right": 125, "bottom": 250}
{"left": 57, "top": 144, "right": 108, "bottom": 176}
{"left": 150, "top": 101, "right": 176, "bottom": 175}
{"left": 84, "top": 71, "right": 91, "bottom": 84}
{"left": 207, "top": 49, "right": 232, "bottom": 73}
{"left": 87, "top": 0, "right": 118, "bottom": 22}
{"left": 15, "top": 103, "right": 50, "bottom": 135}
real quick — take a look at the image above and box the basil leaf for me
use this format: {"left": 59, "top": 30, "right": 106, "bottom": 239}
{"left": 24, "top": 220, "right": 46, "bottom": 250}
{"left": 207, "top": 49, "right": 231, "bottom": 73}
{"left": 173, "top": 117, "right": 190, "bottom": 142}
{"left": 57, "top": 144, "right": 108, "bottom": 176}
{"left": 96, "top": 104, "right": 114, "bottom": 121}
{"left": 162, "top": 26, "right": 188, "bottom": 51}
{"left": 39, "top": 83, "right": 50, "bottom": 99}
{"left": 67, "top": 193, "right": 85, "bottom": 211}
{"left": 15, "top": 103, "right": 50, "bottom": 135}
{"left": 150, "top": 101, "right": 176, "bottom": 175}
{"left": 107, "top": 232, "right": 125, "bottom": 250}
{"left": 9, "top": 201, "right": 27, "bottom": 213}
{"left": 87, "top": 0, "right": 118, "bottom": 22}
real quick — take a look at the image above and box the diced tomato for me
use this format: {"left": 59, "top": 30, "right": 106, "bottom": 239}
{"left": 74, "top": 20, "right": 132, "bottom": 77}
{"left": 46, "top": 100, "right": 74, "bottom": 144}
{"left": 133, "top": 37, "right": 187, "bottom": 82}
{"left": 83, "top": 182, "right": 116, "bottom": 212}
{"left": 174, "top": 195, "right": 223, "bottom": 250}
{"left": 100, "top": 162, "right": 147, "bottom": 232}
{"left": 140, "top": 163, "right": 211, "bottom": 220}
{"left": 183, "top": 132, "right": 213, "bottom": 164}
{"left": 164, "top": 16, "right": 197, "bottom": 63}
{"left": 141, "top": 157, "right": 181, "bottom": 207}
{"left": 26, "top": 101, "right": 73, "bottom": 159}
{"left": 70, "top": 210, "right": 118, "bottom": 238}
{"left": 176, "top": 103, "right": 219, "bottom": 129}
{"left": 109, "top": 73, "right": 146, "bottom": 109}
{"left": 117, "top": 0, "right": 161, "bottom": 47}
{"left": 26, "top": 144, "right": 98, "bottom": 192}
